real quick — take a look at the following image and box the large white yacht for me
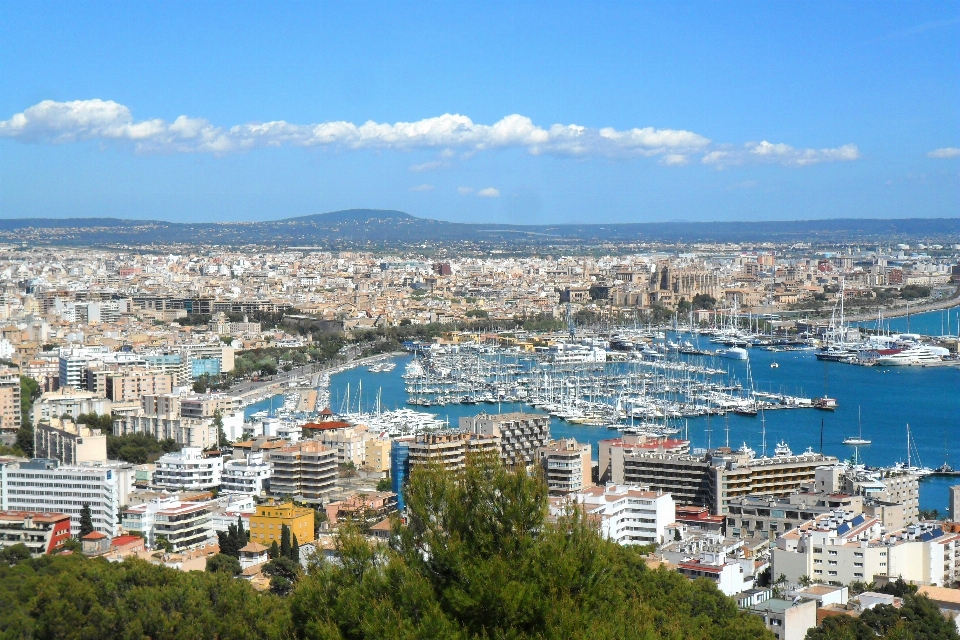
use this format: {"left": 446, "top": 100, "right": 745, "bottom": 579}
{"left": 875, "top": 345, "right": 949, "bottom": 366}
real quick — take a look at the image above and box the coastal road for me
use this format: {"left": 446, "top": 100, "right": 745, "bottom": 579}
{"left": 229, "top": 352, "right": 402, "bottom": 401}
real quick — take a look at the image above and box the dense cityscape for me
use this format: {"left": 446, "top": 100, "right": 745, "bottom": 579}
{"left": 3, "top": 2, "right": 960, "bottom": 639}
{"left": 0, "top": 231, "right": 957, "bottom": 638}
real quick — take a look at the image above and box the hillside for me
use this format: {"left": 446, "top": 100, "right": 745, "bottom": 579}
{"left": 0, "top": 209, "right": 958, "bottom": 248}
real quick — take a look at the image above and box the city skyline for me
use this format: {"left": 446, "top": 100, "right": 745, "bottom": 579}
{"left": 1, "top": 2, "right": 958, "bottom": 223}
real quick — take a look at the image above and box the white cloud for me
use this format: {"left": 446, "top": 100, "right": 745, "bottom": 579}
{"left": 477, "top": 187, "right": 500, "bottom": 198}
{"left": 0, "top": 99, "right": 862, "bottom": 168}
{"left": 659, "top": 154, "right": 689, "bottom": 166}
{"left": 928, "top": 147, "right": 960, "bottom": 159}
{"left": 409, "top": 184, "right": 434, "bottom": 192}
{"left": 457, "top": 187, "right": 474, "bottom": 195}
{"left": 409, "top": 161, "right": 444, "bottom": 172}
{"left": 702, "top": 141, "right": 860, "bottom": 168}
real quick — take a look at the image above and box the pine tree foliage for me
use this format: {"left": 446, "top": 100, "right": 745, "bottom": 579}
{"left": 78, "top": 504, "right": 95, "bottom": 537}
{"left": 289, "top": 451, "right": 773, "bottom": 639}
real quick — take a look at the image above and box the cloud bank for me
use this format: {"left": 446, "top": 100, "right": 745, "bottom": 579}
{"left": 0, "top": 99, "right": 860, "bottom": 167}
{"left": 928, "top": 147, "right": 960, "bottom": 159}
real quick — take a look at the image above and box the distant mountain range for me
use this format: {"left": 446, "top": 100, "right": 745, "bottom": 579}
{"left": 0, "top": 209, "right": 958, "bottom": 248}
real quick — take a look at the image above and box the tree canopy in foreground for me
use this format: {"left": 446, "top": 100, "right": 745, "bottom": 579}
{"left": 0, "top": 453, "right": 774, "bottom": 639}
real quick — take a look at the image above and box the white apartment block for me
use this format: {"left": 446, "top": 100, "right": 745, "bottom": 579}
{"left": 122, "top": 496, "right": 214, "bottom": 550}
{"left": 0, "top": 459, "right": 120, "bottom": 536}
{"left": 221, "top": 453, "right": 271, "bottom": 496}
{"left": 557, "top": 484, "right": 676, "bottom": 546}
{"left": 773, "top": 512, "right": 960, "bottom": 587}
{"left": 152, "top": 448, "right": 223, "bottom": 491}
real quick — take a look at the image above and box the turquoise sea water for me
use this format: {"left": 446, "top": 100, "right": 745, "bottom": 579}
{"left": 855, "top": 304, "right": 960, "bottom": 337}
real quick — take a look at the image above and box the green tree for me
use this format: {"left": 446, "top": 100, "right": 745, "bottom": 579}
{"left": 375, "top": 476, "right": 392, "bottom": 492}
{"left": 280, "top": 524, "right": 291, "bottom": 559}
{"left": 288, "top": 451, "right": 771, "bottom": 639}
{"left": 0, "top": 543, "right": 32, "bottom": 565}
{"left": 206, "top": 553, "right": 242, "bottom": 576}
{"left": 154, "top": 534, "right": 173, "bottom": 553}
{"left": 78, "top": 504, "right": 95, "bottom": 537}
{"left": 269, "top": 540, "right": 280, "bottom": 560}
{"left": 290, "top": 534, "right": 300, "bottom": 563}
{"left": 214, "top": 409, "right": 227, "bottom": 447}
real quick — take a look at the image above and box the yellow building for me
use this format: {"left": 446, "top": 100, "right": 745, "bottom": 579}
{"left": 363, "top": 437, "right": 391, "bottom": 473}
{"left": 248, "top": 501, "right": 315, "bottom": 545}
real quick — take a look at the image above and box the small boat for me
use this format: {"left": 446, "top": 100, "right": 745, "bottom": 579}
{"left": 813, "top": 397, "right": 837, "bottom": 411}
{"left": 770, "top": 362, "right": 779, "bottom": 369}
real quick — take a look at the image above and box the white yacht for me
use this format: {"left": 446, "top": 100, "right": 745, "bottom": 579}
{"left": 875, "top": 345, "right": 949, "bottom": 366}
{"left": 716, "top": 347, "right": 748, "bottom": 360}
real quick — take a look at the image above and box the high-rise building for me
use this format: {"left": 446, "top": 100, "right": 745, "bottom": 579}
{"left": 267, "top": 440, "right": 337, "bottom": 500}
{"left": 122, "top": 496, "right": 214, "bottom": 551}
{"left": 538, "top": 438, "right": 592, "bottom": 495}
{"left": 221, "top": 452, "right": 271, "bottom": 496}
{"left": 0, "top": 368, "right": 21, "bottom": 445}
{"left": 459, "top": 412, "right": 551, "bottom": 469}
{"left": 0, "top": 459, "right": 121, "bottom": 536}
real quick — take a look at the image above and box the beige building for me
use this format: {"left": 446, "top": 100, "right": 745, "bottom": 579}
{"left": 0, "top": 368, "right": 21, "bottom": 444}
{"left": 267, "top": 440, "right": 338, "bottom": 501}
{"left": 407, "top": 430, "right": 501, "bottom": 472}
{"left": 34, "top": 418, "right": 108, "bottom": 464}
{"left": 538, "top": 438, "right": 592, "bottom": 495}
{"left": 363, "top": 437, "right": 391, "bottom": 473}
{"left": 104, "top": 369, "right": 173, "bottom": 402}
{"left": 459, "top": 412, "right": 551, "bottom": 469}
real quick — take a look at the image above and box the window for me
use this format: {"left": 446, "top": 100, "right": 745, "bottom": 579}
{"left": 828, "top": 550, "right": 838, "bottom": 556}
{"left": 814, "top": 569, "right": 823, "bottom": 574}
{"left": 828, "top": 571, "right": 837, "bottom": 576}
{"left": 813, "top": 547, "right": 823, "bottom": 554}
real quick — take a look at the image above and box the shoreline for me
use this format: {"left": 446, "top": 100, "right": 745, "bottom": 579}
{"left": 841, "top": 287, "right": 960, "bottom": 323}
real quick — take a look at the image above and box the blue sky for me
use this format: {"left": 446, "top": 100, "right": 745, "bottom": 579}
{"left": 1, "top": 2, "right": 958, "bottom": 224}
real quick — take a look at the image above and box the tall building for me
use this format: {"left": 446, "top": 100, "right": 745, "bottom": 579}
{"left": 459, "top": 412, "right": 551, "bottom": 469}
{"left": 152, "top": 448, "right": 223, "bottom": 491}
{"left": 951, "top": 485, "right": 960, "bottom": 522}
{"left": 31, "top": 388, "right": 111, "bottom": 423}
{"left": 248, "top": 501, "right": 315, "bottom": 545}
{"left": 407, "top": 430, "right": 501, "bottom": 472}
{"left": 122, "top": 496, "right": 214, "bottom": 551}
{"left": 33, "top": 418, "right": 108, "bottom": 465}
{"left": 391, "top": 438, "right": 413, "bottom": 511}
{"left": 267, "top": 440, "right": 337, "bottom": 500}
{"left": 104, "top": 369, "right": 173, "bottom": 402}
{"left": 538, "top": 438, "right": 593, "bottom": 496}
{"left": 0, "top": 368, "right": 21, "bottom": 446}
{"left": 0, "top": 459, "right": 121, "bottom": 536}
{"left": 611, "top": 447, "right": 839, "bottom": 515}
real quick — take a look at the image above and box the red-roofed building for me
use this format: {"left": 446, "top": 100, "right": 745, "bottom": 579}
{"left": 0, "top": 510, "right": 72, "bottom": 555}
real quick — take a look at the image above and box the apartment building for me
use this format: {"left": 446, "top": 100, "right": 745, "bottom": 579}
{"left": 459, "top": 412, "right": 551, "bottom": 469}
{"left": 0, "top": 510, "right": 72, "bottom": 555}
{"left": 221, "top": 452, "right": 271, "bottom": 496}
{"left": 104, "top": 369, "right": 173, "bottom": 402}
{"left": 598, "top": 435, "right": 690, "bottom": 483}
{"left": 363, "top": 436, "right": 391, "bottom": 473}
{"left": 0, "top": 368, "right": 21, "bottom": 445}
{"left": 152, "top": 448, "right": 223, "bottom": 491}
{"left": 325, "top": 491, "right": 398, "bottom": 527}
{"left": 406, "top": 430, "right": 501, "bottom": 472}
{"left": 249, "top": 501, "right": 315, "bottom": 545}
{"left": 122, "top": 496, "right": 214, "bottom": 551}
{"left": 725, "top": 493, "right": 864, "bottom": 541}
{"left": 31, "top": 387, "right": 111, "bottom": 423}
{"left": 267, "top": 440, "right": 337, "bottom": 500}
{"left": 303, "top": 421, "right": 371, "bottom": 467}
{"left": 558, "top": 484, "right": 676, "bottom": 545}
{"left": 33, "top": 418, "right": 108, "bottom": 465}
{"left": 611, "top": 447, "right": 839, "bottom": 515}
{"left": 0, "top": 459, "right": 121, "bottom": 536}
{"left": 113, "top": 414, "right": 219, "bottom": 448}
{"left": 538, "top": 438, "right": 592, "bottom": 495}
